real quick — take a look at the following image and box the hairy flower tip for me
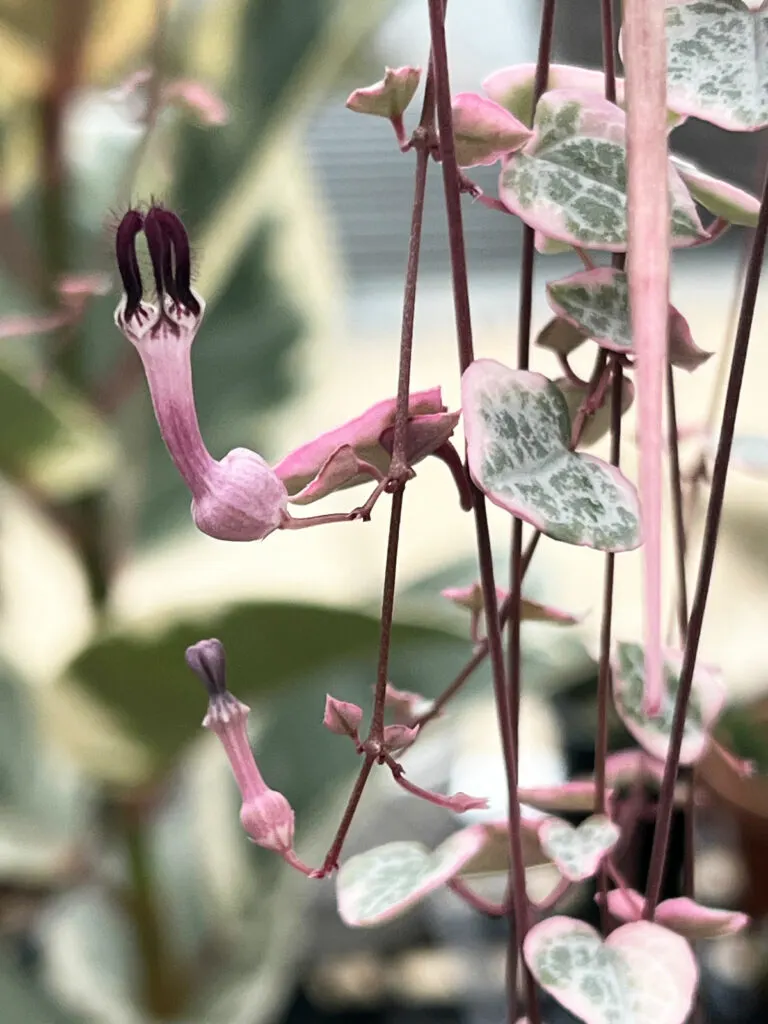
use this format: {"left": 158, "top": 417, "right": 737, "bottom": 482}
{"left": 240, "top": 787, "right": 296, "bottom": 854}
{"left": 185, "top": 638, "right": 227, "bottom": 697}
{"left": 345, "top": 65, "right": 421, "bottom": 120}
{"left": 323, "top": 695, "right": 364, "bottom": 736}
{"left": 114, "top": 204, "right": 201, "bottom": 330}
{"left": 382, "top": 723, "right": 420, "bottom": 753}
{"left": 115, "top": 208, "right": 145, "bottom": 320}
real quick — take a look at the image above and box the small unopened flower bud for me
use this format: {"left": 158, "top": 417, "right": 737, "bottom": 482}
{"left": 185, "top": 638, "right": 227, "bottom": 696}
{"left": 188, "top": 638, "right": 298, "bottom": 858}
{"left": 383, "top": 723, "right": 420, "bottom": 753}
{"left": 323, "top": 695, "right": 364, "bottom": 737}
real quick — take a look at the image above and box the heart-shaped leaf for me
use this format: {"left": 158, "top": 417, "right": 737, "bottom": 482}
{"left": 273, "top": 387, "right": 458, "bottom": 503}
{"left": 452, "top": 92, "right": 532, "bottom": 167}
{"left": 441, "top": 582, "right": 581, "bottom": 626}
{"left": 518, "top": 781, "right": 611, "bottom": 813}
{"left": 555, "top": 376, "right": 636, "bottom": 448}
{"left": 612, "top": 641, "right": 727, "bottom": 765}
{"left": 536, "top": 316, "right": 588, "bottom": 357}
{"left": 599, "top": 888, "right": 750, "bottom": 939}
{"left": 670, "top": 156, "right": 761, "bottom": 226}
{"left": 498, "top": 90, "right": 705, "bottom": 250}
{"left": 462, "top": 359, "right": 641, "bottom": 552}
{"left": 459, "top": 818, "right": 549, "bottom": 875}
{"left": 483, "top": 63, "right": 687, "bottom": 129}
{"left": 662, "top": 0, "right": 768, "bottom": 131}
{"left": 346, "top": 65, "right": 421, "bottom": 120}
{"left": 538, "top": 814, "right": 620, "bottom": 882}
{"left": 336, "top": 826, "right": 490, "bottom": 927}
{"left": 546, "top": 268, "right": 712, "bottom": 372}
{"left": 524, "top": 916, "right": 698, "bottom": 1024}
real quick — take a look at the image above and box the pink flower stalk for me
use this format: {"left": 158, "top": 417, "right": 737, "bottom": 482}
{"left": 185, "top": 639, "right": 307, "bottom": 868}
{"left": 114, "top": 206, "right": 289, "bottom": 541}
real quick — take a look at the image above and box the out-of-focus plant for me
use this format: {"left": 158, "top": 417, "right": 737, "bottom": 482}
{"left": 3, "top": 2, "right": 768, "bottom": 1024}
{"left": 115, "top": 2, "right": 766, "bottom": 1024}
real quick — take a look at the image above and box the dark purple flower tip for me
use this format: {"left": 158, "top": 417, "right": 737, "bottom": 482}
{"left": 115, "top": 209, "right": 145, "bottom": 320}
{"left": 185, "top": 638, "right": 227, "bottom": 697}
{"left": 144, "top": 205, "right": 201, "bottom": 317}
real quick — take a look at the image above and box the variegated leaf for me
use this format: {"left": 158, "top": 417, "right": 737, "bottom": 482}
{"left": 498, "top": 90, "right": 705, "bottom": 250}
{"left": 547, "top": 268, "right": 712, "bottom": 371}
{"left": 483, "top": 63, "right": 687, "bottom": 129}
{"left": 671, "top": 156, "right": 761, "bottom": 226}
{"left": 525, "top": 917, "right": 698, "bottom": 1024}
{"left": 538, "top": 814, "right": 620, "bottom": 882}
{"left": 663, "top": 0, "right": 768, "bottom": 132}
{"left": 336, "top": 827, "right": 489, "bottom": 927}
{"left": 462, "top": 359, "right": 641, "bottom": 552}
{"left": 600, "top": 888, "right": 751, "bottom": 939}
{"left": 612, "top": 641, "right": 727, "bottom": 765}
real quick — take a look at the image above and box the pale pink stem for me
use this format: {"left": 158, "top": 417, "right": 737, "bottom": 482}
{"left": 137, "top": 334, "right": 216, "bottom": 495}
{"left": 623, "top": 0, "right": 669, "bottom": 715}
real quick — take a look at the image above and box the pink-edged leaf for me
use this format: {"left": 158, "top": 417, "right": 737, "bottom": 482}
{"left": 535, "top": 232, "right": 575, "bottom": 255}
{"left": 670, "top": 155, "right": 761, "bottom": 227}
{"left": 379, "top": 410, "right": 461, "bottom": 463}
{"left": 459, "top": 818, "right": 549, "bottom": 876}
{"left": 346, "top": 65, "right": 421, "bottom": 120}
{"left": 382, "top": 723, "right": 419, "bottom": 752}
{"left": 441, "top": 581, "right": 580, "bottom": 625}
{"left": 722, "top": 434, "right": 768, "bottom": 476}
{"left": 336, "top": 825, "right": 489, "bottom": 927}
{"left": 273, "top": 387, "right": 449, "bottom": 503}
{"left": 604, "top": 749, "right": 666, "bottom": 787}
{"left": 546, "top": 268, "right": 711, "bottom": 372}
{"left": 661, "top": 0, "right": 768, "bottom": 132}
{"left": 483, "top": 63, "right": 687, "bottom": 129}
{"left": 536, "top": 316, "right": 588, "bottom": 357}
{"left": 384, "top": 683, "right": 435, "bottom": 725}
{"left": 613, "top": 641, "right": 727, "bottom": 766}
{"left": 498, "top": 90, "right": 705, "bottom": 251}
{"left": 524, "top": 916, "right": 698, "bottom": 1024}
{"left": 287, "top": 444, "right": 381, "bottom": 504}
{"left": 555, "top": 376, "right": 636, "bottom": 448}
{"left": 451, "top": 92, "right": 532, "bottom": 167}
{"left": 600, "top": 888, "right": 751, "bottom": 939}
{"left": 323, "top": 695, "right": 363, "bottom": 736}
{"left": 162, "top": 79, "right": 229, "bottom": 125}
{"left": 518, "top": 781, "right": 612, "bottom": 813}
{"left": 462, "top": 360, "right": 641, "bottom": 552}
{"left": 538, "top": 814, "right": 621, "bottom": 882}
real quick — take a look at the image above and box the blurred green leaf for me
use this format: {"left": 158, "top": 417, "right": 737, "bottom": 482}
{"left": 0, "top": 360, "right": 116, "bottom": 498}
{"left": 64, "top": 602, "right": 467, "bottom": 776}
{"left": 0, "top": 954, "right": 81, "bottom": 1024}
{"left": 716, "top": 702, "right": 768, "bottom": 775}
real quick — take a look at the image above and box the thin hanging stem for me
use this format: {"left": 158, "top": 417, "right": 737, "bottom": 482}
{"left": 644, "top": 161, "right": 768, "bottom": 918}
{"left": 506, "top": 6, "right": 556, "bottom": 1013}
{"left": 426, "top": 2, "right": 540, "bottom": 1020}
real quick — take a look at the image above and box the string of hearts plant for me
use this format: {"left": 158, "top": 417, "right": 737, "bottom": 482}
{"left": 112, "top": 3, "right": 768, "bottom": 1023}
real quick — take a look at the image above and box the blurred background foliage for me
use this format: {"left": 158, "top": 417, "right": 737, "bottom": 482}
{"left": 0, "top": 1, "right": 767, "bottom": 1023}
